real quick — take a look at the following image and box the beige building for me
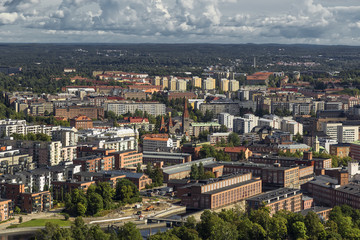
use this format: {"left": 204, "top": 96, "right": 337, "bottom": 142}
{"left": 153, "top": 76, "right": 161, "bottom": 86}
{"left": 170, "top": 78, "right": 177, "bottom": 91}
{"left": 220, "top": 79, "right": 229, "bottom": 92}
{"left": 229, "top": 80, "right": 240, "bottom": 92}
{"left": 202, "top": 78, "right": 216, "bottom": 90}
{"left": 161, "top": 77, "right": 169, "bottom": 89}
{"left": 192, "top": 77, "right": 202, "bottom": 88}
{"left": 176, "top": 79, "right": 187, "bottom": 91}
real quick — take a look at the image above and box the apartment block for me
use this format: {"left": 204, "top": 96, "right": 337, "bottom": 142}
{"left": 207, "top": 132, "right": 231, "bottom": 145}
{"left": 52, "top": 180, "right": 95, "bottom": 200}
{"left": 107, "top": 102, "right": 166, "bottom": 116}
{"left": 330, "top": 143, "right": 350, "bottom": 158}
{"left": 229, "top": 80, "right": 239, "bottom": 92}
{"left": 0, "top": 199, "right": 13, "bottom": 221}
{"left": 218, "top": 113, "right": 234, "bottom": 131}
{"left": 70, "top": 115, "right": 93, "bottom": 129}
{"left": 220, "top": 79, "right": 229, "bottom": 92}
{"left": 192, "top": 77, "right": 202, "bottom": 88}
{"left": 337, "top": 125, "right": 359, "bottom": 143}
{"left": 142, "top": 137, "right": 175, "bottom": 152}
{"left": 18, "top": 191, "right": 52, "bottom": 213}
{"left": 73, "top": 155, "right": 115, "bottom": 172}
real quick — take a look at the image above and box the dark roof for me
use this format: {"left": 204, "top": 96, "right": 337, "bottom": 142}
{"left": 247, "top": 188, "right": 301, "bottom": 202}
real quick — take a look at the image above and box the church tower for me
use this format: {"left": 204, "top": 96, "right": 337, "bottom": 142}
{"left": 182, "top": 99, "right": 190, "bottom": 135}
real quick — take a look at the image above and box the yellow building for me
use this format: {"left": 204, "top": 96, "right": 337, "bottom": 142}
{"left": 170, "top": 78, "right": 177, "bottom": 91}
{"left": 202, "top": 78, "right": 216, "bottom": 90}
{"left": 161, "top": 77, "right": 169, "bottom": 90}
{"left": 220, "top": 79, "right": 229, "bottom": 92}
{"left": 192, "top": 77, "right": 202, "bottom": 89}
{"left": 153, "top": 76, "right": 161, "bottom": 86}
{"left": 177, "top": 79, "right": 187, "bottom": 91}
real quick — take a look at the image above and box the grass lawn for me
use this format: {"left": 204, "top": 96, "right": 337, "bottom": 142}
{"left": 10, "top": 219, "right": 71, "bottom": 228}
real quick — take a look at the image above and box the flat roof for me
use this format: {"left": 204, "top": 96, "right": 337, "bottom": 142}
{"left": 203, "top": 179, "right": 260, "bottom": 195}
{"left": 247, "top": 188, "right": 301, "bottom": 202}
{"left": 336, "top": 183, "right": 360, "bottom": 196}
{"left": 162, "top": 157, "right": 216, "bottom": 175}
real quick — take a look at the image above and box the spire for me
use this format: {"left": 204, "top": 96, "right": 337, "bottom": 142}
{"left": 183, "top": 99, "right": 189, "bottom": 119}
{"left": 168, "top": 115, "right": 173, "bottom": 128}
{"left": 160, "top": 116, "right": 166, "bottom": 132}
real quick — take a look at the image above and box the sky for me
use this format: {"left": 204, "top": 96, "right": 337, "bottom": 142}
{"left": 0, "top": 0, "right": 359, "bottom": 45}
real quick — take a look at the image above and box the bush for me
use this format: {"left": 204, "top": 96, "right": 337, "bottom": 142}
{"left": 63, "top": 213, "right": 70, "bottom": 221}
{"left": 19, "top": 216, "right": 23, "bottom": 223}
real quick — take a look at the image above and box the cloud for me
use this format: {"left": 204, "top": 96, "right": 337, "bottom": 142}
{"left": 0, "top": 0, "right": 359, "bottom": 44}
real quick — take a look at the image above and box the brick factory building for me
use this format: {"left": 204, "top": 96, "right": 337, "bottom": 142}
{"left": 247, "top": 188, "right": 302, "bottom": 216}
{"left": 73, "top": 155, "right": 115, "bottom": 172}
{"left": 55, "top": 106, "right": 104, "bottom": 120}
{"left": 178, "top": 172, "right": 262, "bottom": 209}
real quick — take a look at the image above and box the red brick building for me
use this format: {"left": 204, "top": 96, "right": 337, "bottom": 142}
{"left": 70, "top": 115, "right": 93, "bottom": 129}
{"left": 178, "top": 172, "right": 262, "bottom": 209}
{"left": 247, "top": 188, "right": 302, "bottom": 216}
{"left": 52, "top": 180, "right": 95, "bottom": 200}
{"left": 222, "top": 147, "right": 252, "bottom": 160}
{"left": 73, "top": 155, "right": 115, "bottom": 172}
{"left": 55, "top": 106, "right": 104, "bottom": 120}
{"left": 77, "top": 146, "right": 142, "bottom": 169}
{"left": 18, "top": 191, "right": 52, "bottom": 213}
{"left": 330, "top": 144, "right": 350, "bottom": 158}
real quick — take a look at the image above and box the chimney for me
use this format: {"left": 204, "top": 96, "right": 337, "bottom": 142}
{"left": 303, "top": 151, "right": 312, "bottom": 160}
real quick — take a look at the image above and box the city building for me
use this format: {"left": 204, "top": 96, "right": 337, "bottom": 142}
{"left": 73, "top": 155, "right": 115, "bottom": 172}
{"left": 142, "top": 136, "right": 176, "bottom": 152}
{"left": 330, "top": 143, "right": 350, "bottom": 158}
{"left": 207, "top": 132, "right": 231, "bottom": 145}
{"left": 162, "top": 158, "right": 217, "bottom": 182}
{"left": 142, "top": 152, "right": 191, "bottom": 165}
{"left": 107, "top": 102, "right": 166, "bottom": 116}
{"left": 247, "top": 188, "right": 302, "bottom": 216}
{"left": 190, "top": 122, "right": 221, "bottom": 137}
{"left": 220, "top": 79, "right": 229, "bottom": 92}
{"left": 218, "top": 113, "right": 234, "bottom": 131}
{"left": 337, "top": 125, "right": 359, "bottom": 143}
{"left": 0, "top": 199, "right": 13, "bottom": 221}
{"left": 229, "top": 80, "right": 239, "bottom": 92}
{"left": 178, "top": 172, "right": 262, "bottom": 209}
{"left": 70, "top": 115, "right": 93, "bottom": 129}
{"left": 55, "top": 106, "right": 104, "bottom": 120}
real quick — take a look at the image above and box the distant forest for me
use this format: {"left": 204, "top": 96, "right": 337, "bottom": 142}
{"left": 0, "top": 43, "right": 360, "bottom": 93}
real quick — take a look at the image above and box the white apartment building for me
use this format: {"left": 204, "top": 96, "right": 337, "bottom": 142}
{"left": 0, "top": 119, "right": 60, "bottom": 137}
{"left": 52, "top": 128, "right": 78, "bottom": 147}
{"left": 322, "top": 123, "right": 342, "bottom": 141}
{"left": 229, "top": 80, "right": 240, "bottom": 92}
{"left": 107, "top": 102, "right": 166, "bottom": 116}
{"left": 281, "top": 120, "right": 303, "bottom": 135}
{"left": 337, "top": 125, "right": 359, "bottom": 143}
{"left": 143, "top": 137, "right": 175, "bottom": 152}
{"left": 218, "top": 113, "right": 234, "bottom": 131}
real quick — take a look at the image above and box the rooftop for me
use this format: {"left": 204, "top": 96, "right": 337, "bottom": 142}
{"left": 162, "top": 157, "right": 216, "bottom": 175}
{"left": 247, "top": 188, "right": 301, "bottom": 202}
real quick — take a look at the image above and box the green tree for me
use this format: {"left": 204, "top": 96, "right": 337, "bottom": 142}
{"left": 95, "top": 182, "right": 114, "bottom": 210}
{"left": 198, "top": 162, "right": 205, "bottom": 179}
{"left": 228, "top": 132, "right": 241, "bottom": 146}
{"left": 117, "top": 222, "right": 143, "bottom": 240}
{"left": 150, "top": 167, "right": 164, "bottom": 186}
{"left": 304, "top": 211, "right": 326, "bottom": 239}
{"left": 87, "top": 192, "right": 103, "bottom": 215}
{"left": 87, "top": 225, "right": 110, "bottom": 240}
{"left": 36, "top": 222, "right": 72, "bottom": 240}
{"left": 115, "top": 179, "right": 140, "bottom": 204}
{"left": 292, "top": 221, "right": 307, "bottom": 240}
{"left": 251, "top": 223, "right": 267, "bottom": 240}
{"left": 190, "top": 164, "right": 199, "bottom": 180}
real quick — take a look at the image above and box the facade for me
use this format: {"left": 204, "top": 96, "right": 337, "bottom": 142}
{"left": 142, "top": 152, "right": 191, "bottom": 165}
{"left": 18, "top": 191, "right": 52, "bottom": 213}
{"left": 337, "top": 125, "right": 359, "bottom": 143}
{"left": 220, "top": 79, "right": 229, "bottom": 92}
{"left": 218, "top": 113, "right": 234, "bottom": 131}
{"left": 178, "top": 172, "right": 262, "bottom": 209}
{"left": 222, "top": 147, "right": 252, "bottom": 160}
{"left": 190, "top": 122, "right": 221, "bottom": 137}
{"left": 330, "top": 144, "right": 350, "bottom": 158}
{"left": 52, "top": 128, "right": 78, "bottom": 147}
{"left": 70, "top": 115, "right": 93, "bottom": 129}
{"left": 350, "top": 141, "right": 360, "bottom": 161}
{"left": 0, "top": 147, "right": 35, "bottom": 174}
{"left": 107, "top": 102, "right": 166, "bottom": 116}
{"left": 0, "top": 119, "right": 60, "bottom": 137}
{"left": 207, "top": 132, "right": 231, "bottom": 145}
{"left": 247, "top": 188, "right": 302, "bottom": 216}
{"left": 200, "top": 103, "right": 240, "bottom": 116}
{"left": 142, "top": 137, "right": 175, "bottom": 152}
{"left": 52, "top": 180, "right": 95, "bottom": 200}
{"left": 55, "top": 106, "right": 104, "bottom": 120}
{"left": 0, "top": 199, "right": 13, "bottom": 221}
{"left": 192, "top": 77, "right": 202, "bottom": 88}
{"left": 0, "top": 139, "right": 65, "bottom": 166}
{"left": 229, "top": 80, "right": 240, "bottom": 92}
{"left": 73, "top": 155, "right": 115, "bottom": 172}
